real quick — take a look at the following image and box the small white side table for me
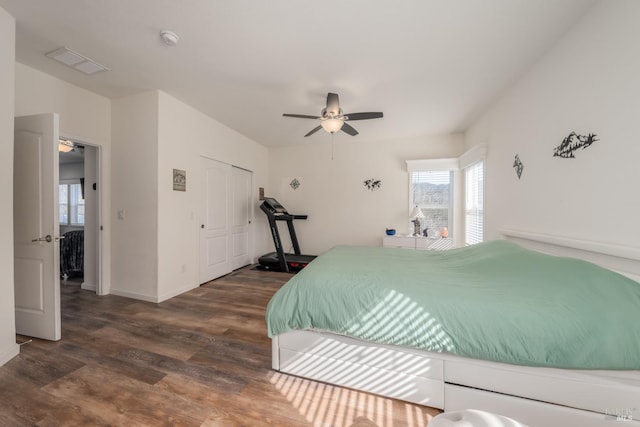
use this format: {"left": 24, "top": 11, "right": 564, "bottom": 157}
{"left": 382, "top": 235, "right": 452, "bottom": 251}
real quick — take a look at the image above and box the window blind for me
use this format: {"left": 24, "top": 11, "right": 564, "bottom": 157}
{"left": 59, "top": 182, "right": 85, "bottom": 226}
{"left": 465, "top": 161, "right": 483, "bottom": 245}
{"left": 411, "top": 170, "right": 453, "bottom": 234}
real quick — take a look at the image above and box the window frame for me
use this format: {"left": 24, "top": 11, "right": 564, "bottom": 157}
{"left": 406, "top": 145, "right": 486, "bottom": 247}
{"left": 407, "top": 158, "right": 459, "bottom": 240}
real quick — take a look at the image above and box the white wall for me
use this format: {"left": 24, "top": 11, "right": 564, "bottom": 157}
{"left": 110, "top": 91, "right": 159, "bottom": 301}
{"left": 268, "top": 134, "right": 464, "bottom": 255}
{"left": 156, "top": 91, "right": 270, "bottom": 301}
{"left": 111, "top": 90, "right": 270, "bottom": 302}
{"left": 59, "top": 162, "right": 84, "bottom": 181}
{"left": 15, "top": 64, "right": 111, "bottom": 143}
{"left": 465, "top": 0, "right": 640, "bottom": 248}
{"left": 15, "top": 63, "right": 112, "bottom": 295}
{"left": 0, "top": 6, "right": 19, "bottom": 366}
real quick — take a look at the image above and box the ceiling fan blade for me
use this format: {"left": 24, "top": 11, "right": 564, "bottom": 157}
{"left": 326, "top": 93, "right": 340, "bottom": 116}
{"left": 304, "top": 125, "right": 322, "bottom": 137}
{"left": 341, "top": 122, "right": 359, "bottom": 136}
{"left": 344, "top": 112, "right": 384, "bottom": 121}
{"left": 283, "top": 113, "right": 321, "bottom": 119}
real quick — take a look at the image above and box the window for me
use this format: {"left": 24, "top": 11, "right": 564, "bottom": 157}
{"left": 59, "top": 181, "right": 85, "bottom": 226}
{"left": 411, "top": 170, "right": 453, "bottom": 238}
{"left": 407, "top": 146, "right": 486, "bottom": 248}
{"left": 464, "top": 161, "right": 484, "bottom": 245}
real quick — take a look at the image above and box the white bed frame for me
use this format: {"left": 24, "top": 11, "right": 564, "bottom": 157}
{"left": 271, "top": 231, "right": 640, "bottom": 426}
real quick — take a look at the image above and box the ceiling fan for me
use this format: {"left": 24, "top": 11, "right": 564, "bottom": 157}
{"left": 283, "top": 93, "right": 383, "bottom": 137}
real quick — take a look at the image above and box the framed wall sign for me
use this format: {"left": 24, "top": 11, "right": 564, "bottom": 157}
{"left": 173, "top": 169, "right": 186, "bottom": 191}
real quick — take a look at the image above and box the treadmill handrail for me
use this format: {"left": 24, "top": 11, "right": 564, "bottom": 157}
{"left": 271, "top": 213, "right": 308, "bottom": 221}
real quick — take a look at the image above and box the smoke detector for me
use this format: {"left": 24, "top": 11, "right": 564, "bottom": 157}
{"left": 160, "top": 30, "right": 180, "bottom": 46}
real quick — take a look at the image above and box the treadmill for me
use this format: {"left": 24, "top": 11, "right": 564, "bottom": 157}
{"left": 258, "top": 197, "right": 316, "bottom": 272}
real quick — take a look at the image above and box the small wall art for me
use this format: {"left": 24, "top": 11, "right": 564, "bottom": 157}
{"left": 513, "top": 154, "right": 524, "bottom": 179}
{"left": 553, "top": 132, "right": 598, "bottom": 158}
{"left": 289, "top": 178, "right": 301, "bottom": 190}
{"left": 173, "top": 169, "right": 186, "bottom": 191}
{"left": 363, "top": 179, "right": 382, "bottom": 191}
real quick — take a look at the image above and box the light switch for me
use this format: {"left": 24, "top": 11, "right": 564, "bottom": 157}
{"left": 117, "top": 209, "right": 125, "bottom": 220}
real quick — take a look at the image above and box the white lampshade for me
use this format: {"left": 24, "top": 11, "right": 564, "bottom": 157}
{"left": 410, "top": 206, "right": 425, "bottom": 219}
{"left": 58, "top": 139, "right": 74, "bottom": 152}
{"left": 321, "top": 118, "right": 344, "bottom": 133}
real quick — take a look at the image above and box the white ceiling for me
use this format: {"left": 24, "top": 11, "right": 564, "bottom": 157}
{"left": 1, "top": 0, "right": 596, "bottom": 147}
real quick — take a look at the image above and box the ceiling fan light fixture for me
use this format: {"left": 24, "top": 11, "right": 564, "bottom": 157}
{"left": 321, "top": 118, "right": 344, "bottom": 134}
{"left": 283, "top": 92, "right": 382, "bottom": 137}
{"left": 58, "top": 139, "right": 74, "bottom": 152}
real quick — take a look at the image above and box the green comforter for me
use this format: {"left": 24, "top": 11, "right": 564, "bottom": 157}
{"left": 266, "top": 240, "right": 640, "bottom": 369}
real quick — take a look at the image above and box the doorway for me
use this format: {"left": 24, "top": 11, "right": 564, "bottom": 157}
{"left": 58, "top": 139, "right": 100, "bottom": 293}
{"left": 13, "top": 112, "right": 104, "bottom": 341}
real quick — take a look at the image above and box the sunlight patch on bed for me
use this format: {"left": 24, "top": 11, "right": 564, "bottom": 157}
{"left": 275, "top": 330, "right": 444, "bottom": 409}
{"left": 343, "top": 289, "right": 455, "bottom": 353}
{"left": 269, "top": 371, "right": 435, "bottom": 427}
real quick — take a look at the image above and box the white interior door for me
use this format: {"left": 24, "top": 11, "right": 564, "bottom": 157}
{"left": 231, "top": 167, "right": 252, "bottom": 270}
{"left": 14, "top": 113, "right": 61, "bottom": 341}
{"left": 199, "top": 157, "right": 232, "bottom": 283}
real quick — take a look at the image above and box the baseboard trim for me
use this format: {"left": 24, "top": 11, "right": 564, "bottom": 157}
{"left": 157, "top": 284, "right": 199, "bottom": 303}
{"left": 81, "top": 282, "right": 96, "bottom": 292}
{"left": 109, "top": 288, "right": 158, "bottom": 303}
{"left": 109, "top": 284, "right": 200, "bottom": 304}
{"left": 0, "top": 343, "right": 20, "bottom": 367}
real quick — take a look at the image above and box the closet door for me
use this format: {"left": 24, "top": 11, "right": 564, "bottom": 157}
{"left": 199, "top": 157, "right": 232, "bottom": 283}
{"left": 231, "top": 167, "right": 252, "bottom": 270}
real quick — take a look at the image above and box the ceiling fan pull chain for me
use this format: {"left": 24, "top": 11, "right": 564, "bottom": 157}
{"left": 331, "top": 133, "right": 335, "bottom": 160}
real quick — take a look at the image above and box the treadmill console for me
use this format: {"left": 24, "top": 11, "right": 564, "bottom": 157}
{"left": 262, "top": 197, "right": 287, "bottom": 214}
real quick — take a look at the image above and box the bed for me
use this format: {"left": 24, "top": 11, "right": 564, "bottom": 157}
{"left": 60, "top": 229, "right": 84, "bottom": 279}
{"left": 266, "top": 231, "right": 640, "bottom": 426}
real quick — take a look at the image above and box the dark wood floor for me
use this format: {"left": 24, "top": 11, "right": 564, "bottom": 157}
{"left": 0, "top": 266, "right": 440, "bottom": 426}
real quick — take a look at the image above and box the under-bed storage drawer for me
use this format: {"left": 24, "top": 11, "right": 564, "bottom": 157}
{"left": 275, "top": 331, "right": 445, "bottom": 408}
{"left": 445, "top": 384, "right": 640, "bottom": 427}
{"left": 445, "top": 358, "right": 640, "bottom": 418}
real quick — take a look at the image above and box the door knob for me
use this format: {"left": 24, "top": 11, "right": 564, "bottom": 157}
{"left": 32, "top": 235, "right": 52, "bottom": 243}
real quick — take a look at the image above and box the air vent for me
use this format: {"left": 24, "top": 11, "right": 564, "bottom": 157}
{"left": 46, "top": 47, "right": 109, "bottom": 75}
